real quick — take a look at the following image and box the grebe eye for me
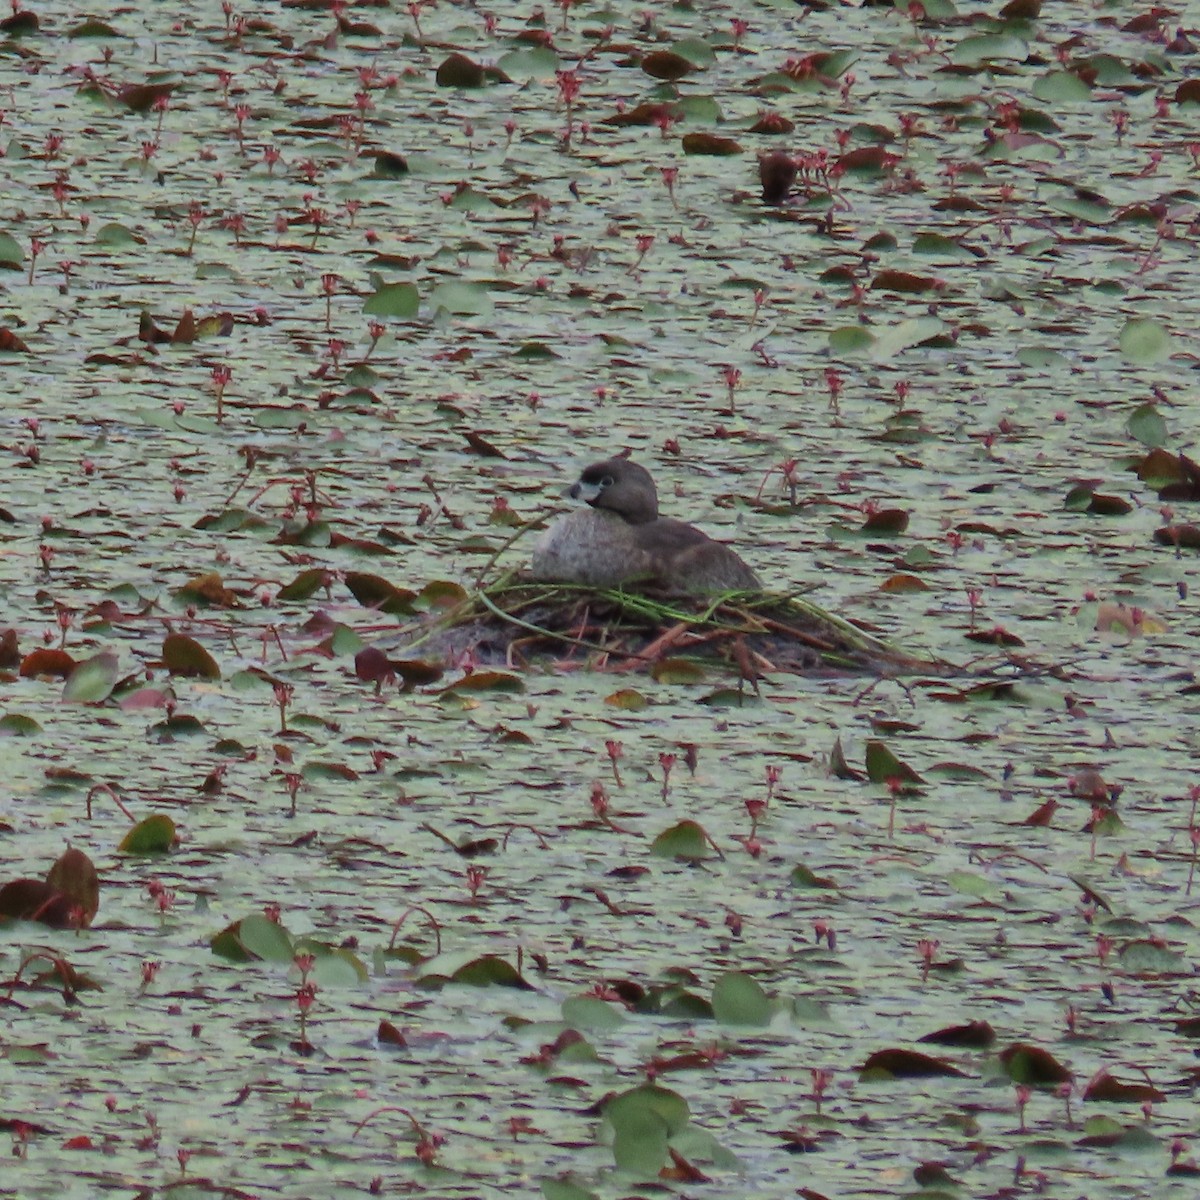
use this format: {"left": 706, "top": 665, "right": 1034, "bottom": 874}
{"left": 600, "top": 475, "right": 614, "bottom": 488}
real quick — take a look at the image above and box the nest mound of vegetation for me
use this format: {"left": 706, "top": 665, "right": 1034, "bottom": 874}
{"left": 390, "top": 573, "right": 943, "bottom": 679}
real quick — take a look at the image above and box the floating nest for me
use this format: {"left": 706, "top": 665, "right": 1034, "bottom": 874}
{"left": 387, "top": 572, "right": 945, "bottom": 679}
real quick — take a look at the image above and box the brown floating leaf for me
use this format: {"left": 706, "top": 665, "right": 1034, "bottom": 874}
{"left": 934, "top": 195, "right": 987, "bottom": 213}
{"left": 327, "top": 533, "right": 391, "bottom": 555}
{"left": 0, "top": 628, "right": 21, "bottom": 669}
{"left": 871, "top": 270, "right": 943, "bottom": 294}
{"left": 999, "top": 0, "right": 1040, "bottom": 16}
{"left": 879, "top": 573, "right": 927, "bottom": 592}
{"left": 393, "top": 659, "right": 444, "bottom": 689}
{"left": 163, "top": 633, "right": 221, "bottom": 679}
{"left": 1154, "top": 523, "right": 1200, "bottom": 550}
{"left": 19, "top": 648, "right": 77, "bottom": 679}
{"left": 0, "top": 879, "right": 82, "bottom": 929}
{"left": 436, "top": 52, "right": 485, "bottom": 88}
{"left": 1086, "top": 492, "right": 1132, "bottom": 516}
{"left": 344, "top": 571, "right": 417, "bottom": 615}
{"left": 759, "top": 150, "right": 796, "bottom": 203}
{"left": 306, "top": 761, "right": 360, "bottom": 782}
{"left": 918, "top": 1020, "right": 996, "bottom": 1048}
{"left": 171, "top": 308, "right": 196, "bottom": 345}
{"left": 641, "top": 50, "right": 693, "bottom": 81}
{"left": 1138, "top": 448, "right": 1200, "bottom": 499}
{"left": 338, "top": 15, "right": 381, "bottom": 36}
{"left": 748, "top": 111, "right": 794, "bottom": 134}
{"left": 1082, "top": 1069, "right": 1165, "bottom": 1104}
{"left": 176, "top": 572, "right": 241, "bottom": 607}
{"left": 45, "top": 849, "right": 99, "bottom": 927}
{"left": 441, "top": 670, "right": 524, "bottom": 695}
{"left": 138, "top": 310, "right": 172, "bottom": 344}
{"left": 1170, "top": 453, "right": 1200, "bottom": 490}
{"left": 0, "top": 327, "right": 31, "bottom": 352}
{"left": 118, "top": 81, "right": 178, "bottom": 113}
{"left": 371, "top": 150, "right": 408, "bottom": 178}
{"left": 829, "top": 736, "right": 865, "bottom": 781}
{"left": 964, "top": 626, "right": 1025, "bottom": 647}
{"left": 464, "top": 430, "right": 506, "bottom": 458}
{"left": 1176, "top": 79, "right": 1200, "bottom": 105}
{"left": 0, "top": 9, "right": 38, "bottom": 33}
{"left": 512, "top": 27, "right": 553, "bottom": 48}
{"left": 860, "top": 508, "right": 909, "bottom": 534}
{"left": 860, "top": 1048, "right": 966, "bottom": 1079}
{"left": 662, "top": 1147, "right": 710, "bottom": 1183}
{"left": 602, "top": 101, "right": 678, "bottom": 128}
{"left": 1022, "top": 797, "right": 1058, "bottom": 827}
{"left": 355, "top": 646, "right": 394, "bottom": 687}
{"left": 999, "top": 1042, "right": 1072, "bottom": 1085}
{"left": 836, "top": 145, "right": 900, "bottom": 172}
{"left": 682, "top": 132, "right": 742, "bottom": 156}
{"left": 377, "top": 1019, "right": 407, "bottom": 1047}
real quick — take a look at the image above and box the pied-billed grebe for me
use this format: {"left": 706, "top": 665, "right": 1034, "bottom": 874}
{"left": 531, "top": 456, "right": 761, "bottom": 594}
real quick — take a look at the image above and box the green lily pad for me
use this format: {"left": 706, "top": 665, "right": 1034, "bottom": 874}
{"left": 362, "top": 279, "right": 419, "bottom": 318}
{"left": 63, "top": 651, "right": 120, "bottom": 703}
{"left": 118, "top": 813, "right": 177, "bottom": 855}
{"left": 1119, "top": 319, "right": 1171, "bottom": 365}
{"left": 711, "top": 971, "right": 773, "bottom": 1027}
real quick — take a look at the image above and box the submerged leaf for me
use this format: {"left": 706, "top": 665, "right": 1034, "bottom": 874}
{"left": 1119, "top": 318, "right": 1171, "bottom": 364}
{"left": 1126, "top": 402, "right": 1167, "bottom": 448}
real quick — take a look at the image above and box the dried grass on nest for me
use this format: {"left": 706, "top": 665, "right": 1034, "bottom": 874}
{"left": 398, "top": 570, "right": 943, "bottom": 677}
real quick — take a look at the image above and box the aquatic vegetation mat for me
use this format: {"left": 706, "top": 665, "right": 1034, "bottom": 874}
{"left": 1, "top": 0, "right": 1200, "bottom": 1197}
{"left": 393, "top": 575, "right": 947, "bottom": 676}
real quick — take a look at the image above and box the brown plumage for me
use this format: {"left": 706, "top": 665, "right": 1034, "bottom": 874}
{"left": 531, "top": 457, "right": 761, "bottom": 594}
